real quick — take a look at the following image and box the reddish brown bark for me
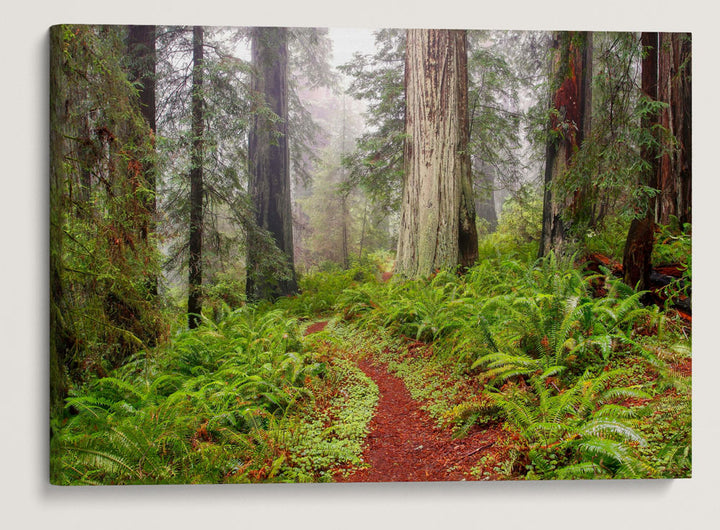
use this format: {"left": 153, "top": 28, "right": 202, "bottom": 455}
{"left": 657, "top": 33, "right": 691, "bottom": 225}
{"left": 539, "top": 32, "right": 592, "bottom": 258}
{"left": 623, "top": 33, "right": 659, "bottom": 292}
{"left": 127, "top": 25, "right": 157, "bottom": 297}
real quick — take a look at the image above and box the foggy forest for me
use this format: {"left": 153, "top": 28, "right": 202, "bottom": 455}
{"left": 49, "top": 25, "right": 691, "bottom": 484}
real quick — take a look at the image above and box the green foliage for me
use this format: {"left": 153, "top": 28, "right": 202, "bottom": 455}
{"left": 478, "top": 185, "right": 542, "bottom": 261}
{"left": 335, "top": 249, "right": 689, "bottom": 480}
{"left": 283, "top": 357, "right": 378, "bottom": 482}
{"left": 51, "top": 25, "right": 167, "bottom": 390}
{"left": 276, "top": 264, "right": 379, "bottom": 318}
{"left": 51, "top": 305, "right": 325, "bottom": 484}
{"left": 653, "top": 219, "right": 691, "bottom": 266}
{"left": 491, "top": 369, "right": 651, "bottom": 479}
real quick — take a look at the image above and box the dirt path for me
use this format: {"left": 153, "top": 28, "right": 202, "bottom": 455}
{"left": 335, "top": 358, "right": 503, "bottom": 482}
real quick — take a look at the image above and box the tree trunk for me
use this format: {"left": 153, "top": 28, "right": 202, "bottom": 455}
{"left": 657, "top": 33, "right": 691, "bottom": 226}
{"left": 538, "top": 32, "right": 592, "bottom": 259}
{"left": 623, "top": 32, "right": 659, "bottom": 291}
{"left": 188, "top": 26, "right": 204, "bottom": 328}
{"left": 49, "top": 25, "right": 69, "bottom": 414}
{"left": 395, "top": 29, "right": 478, "bottom": 278}
{"left": 246, "top": 27, "right": 298, "bottom": 300}
{"left": 341, "top": 192, "right": 350, "bottom": 269}
{"left": 127, "top": 25, "right": 157, "bottom": 296}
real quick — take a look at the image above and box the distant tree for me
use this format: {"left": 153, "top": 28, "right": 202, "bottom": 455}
{"left": 338, "top": 29, "right": 407, "bottom": 215}
{"left": 538, "top": 31, "right": 593, "bottom": 258}
{"left": 395, "top": 29, "right": 478, "bottom": 277}
{"left": 188, "top": 26, "right": 204, "bottom": 328}
{"left": 246, "top": 27, "right": 298, "bottom": 300}
{"left": 466, "top": 31, "right": 527, "bottom": 231}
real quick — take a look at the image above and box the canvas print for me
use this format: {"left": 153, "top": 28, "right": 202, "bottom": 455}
{"left": 49, "top": 25, "right": 691, "bottom": 484}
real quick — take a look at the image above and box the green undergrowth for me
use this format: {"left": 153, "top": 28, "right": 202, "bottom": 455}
{"left": 283, "top": 352, "right": 378, "bottom": 482}
{"left": 50, "top": 247, "right": 690, "bottom": 483}
{"left": 334, "top": 251, "right": 692, "bottom": 480}
{"left": 279, "top": 320, "right": 379, "bottom": 481}
{"left": 49, "top": 309, "right": 377, "bottom": 484}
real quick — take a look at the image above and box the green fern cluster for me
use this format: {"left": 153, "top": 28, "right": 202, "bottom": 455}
{"left": 50, "top": 306, "right": 325, "bottom": 484}
{"left": 334, "top": 251, "right": 690, "bottom": 480}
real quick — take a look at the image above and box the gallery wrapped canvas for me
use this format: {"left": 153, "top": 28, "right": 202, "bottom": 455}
{"left": 49, "top": 24, "right": 691, "bottom": 485}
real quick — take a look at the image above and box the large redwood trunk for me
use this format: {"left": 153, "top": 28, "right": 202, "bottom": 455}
{"left": 246, "top": 27, "right": 297, "bottom": 300}
{"left": 395, "top": 29, "right": 478, "bottom": 278}
{"left": 538, "top": 32, "right": 592, "bottom": 259}
{"left": 623, "top": 33, "right": 659, "bottom": 291}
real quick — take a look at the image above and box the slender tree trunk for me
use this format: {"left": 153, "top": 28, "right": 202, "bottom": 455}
{"left": 538, "top": 31, "right": 592, "bottom": 259}
{"left": 246, "top": 27, "right": 297, "bottom": 300}
{"left": 657, "top": 33, "right": 691, "bottom": 226}
{"left": 623, "top": 32, "right": 659, "bottom": 291}
{"left": 188, "top": 26, "right": 204, "bottom": 328}
{"left": 341, "top": 192, "right": 350, "bottom": 269}
{"left": 474, "top": 163, "right": 497, "bottom": 232}
{"left": 395, "top": 29, "right": 478, "bottom": 278}
{"left": 127, "top": 25, "right": 157, "bottom": 296}
{"left": 358, "top": 198, "right": 368, "bottom": 261}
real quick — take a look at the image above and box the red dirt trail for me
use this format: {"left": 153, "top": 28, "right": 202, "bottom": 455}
{"left": 334, "top": 358, "right": 503, "bottom": 482}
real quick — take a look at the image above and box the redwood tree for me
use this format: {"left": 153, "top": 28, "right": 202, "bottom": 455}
{"left": 657, "top": 33, "right": 691, "bottom": 225}
{"left": 623, "top": 32, "right": 659, "bottom": 291}
{"left": 246, "top": 27, "right": 297, "bottom": 300}
{"left": 538, "top": 31, "right": 592, "bottom": 259}
{"left": 622, "top": 32, "right": 691, "bottom": 291}
{"left": 188, "top": 26, "right": 204, "bottom": 328}
{"left": 395, "top": 29, "right": 478, "bottom": 278}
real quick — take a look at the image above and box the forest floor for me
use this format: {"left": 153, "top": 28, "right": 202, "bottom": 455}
{"left": 335, "top": 358, "right": 506, "bottom": 482}
{"left": 304, "top": 321, "right": 507, "bottom": 482}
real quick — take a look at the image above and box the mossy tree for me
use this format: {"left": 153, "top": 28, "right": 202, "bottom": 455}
{"left": 49, "top": 25, "right": 164, "bottom": 408}
{"left": 538, "top": 31, "right": 593, "bottom": 259}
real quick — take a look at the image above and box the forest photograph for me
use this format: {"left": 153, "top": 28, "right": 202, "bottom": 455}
{"left": 49, "top": 24, "right": 691, "bottom": 485}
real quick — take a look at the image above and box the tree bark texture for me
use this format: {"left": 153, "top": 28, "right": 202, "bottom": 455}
{"left": 247, "top": 27, "right": 298, "bottom": 300}
{"left": 657, "top": 33, "right": 691, "bottom": 225}
{"left": 49, "top": 26, "right": 69, "bottom": 413}
{"left": 539, "top": 32, "right": 592, "bottom": 259}
{"left": 127, "top": 25, "right": 157, "bottom": 296}
{"left": 395, "top": 29, "right": 478, "bottom": 278}
{"left": 188, "top": 26, "right": 204, "bottom": 329}
{"left": 623, "top": 32, "right": 659, "bottom": 291}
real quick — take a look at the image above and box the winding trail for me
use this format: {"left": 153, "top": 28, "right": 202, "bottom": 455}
{"left": 334, "top": 357, "right": 503, "bottom": 482}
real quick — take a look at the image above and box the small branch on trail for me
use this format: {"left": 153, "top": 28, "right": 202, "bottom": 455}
{"left": 459, "top": 441, "right": 494, "bottom": 460}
